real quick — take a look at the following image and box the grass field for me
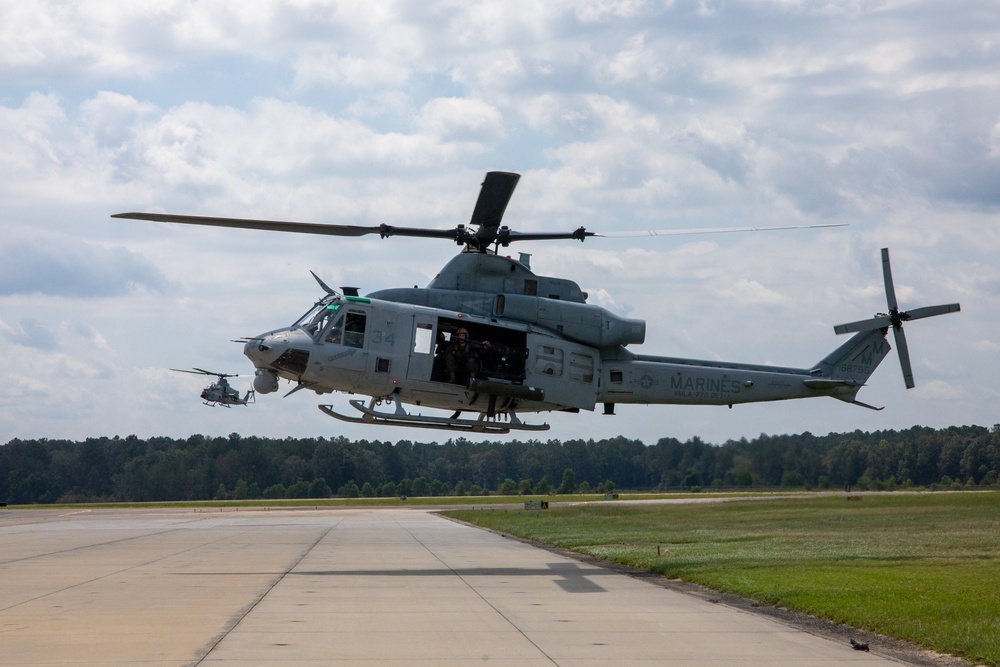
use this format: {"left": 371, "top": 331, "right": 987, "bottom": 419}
{"left": 445, "top": 492, "right": 1000, "bottom": 666}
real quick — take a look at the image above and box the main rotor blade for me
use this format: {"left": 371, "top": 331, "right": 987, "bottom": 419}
{"left": 193, "top": 367, "right": 239, "bottom": 377}
{"left": 112, "top": 212, "right": 382, "bottom": 237}
{"left": 881, "top": 248, "right": 899, "bottom": 313}
{"left": 904, "top": 303, "right": 961, "bottom": 321}
{"left": 113, "top": 212, "right": 471, "bottom": 243}
{"left": 596, "top": 223, "right": 848, "bottom": 238}
{"left": 893, "top": 325, "right": 915, "bottom": 389}
{"left": 834, "top": 315, "right": 893, "bottom": 335}
{"left": 172, "top": 368, "right": 238, "bottom": 377}
{"left": 470, "top": 171, "right": 520, "bottom": 243}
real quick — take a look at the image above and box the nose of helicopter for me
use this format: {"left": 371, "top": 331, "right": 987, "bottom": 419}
{"left": 245, "top": 328, "right": 292, "bottom": 364}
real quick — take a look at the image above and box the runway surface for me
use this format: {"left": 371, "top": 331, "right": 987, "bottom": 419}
{"left": 1, "top": 507, "right": 912, "bottom": 666}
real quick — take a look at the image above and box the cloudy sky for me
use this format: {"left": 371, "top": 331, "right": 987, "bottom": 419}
{"left": 2, "top": 1, "right": 997, "bottom": 447}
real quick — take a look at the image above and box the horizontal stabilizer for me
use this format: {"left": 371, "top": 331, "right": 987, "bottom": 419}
{"left": 803, "top": 378, "right": 863, "bottom": 390}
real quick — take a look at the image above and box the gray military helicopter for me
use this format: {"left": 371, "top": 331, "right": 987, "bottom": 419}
{"left": 172, "top": 368, "right": 255, "bottom": 407}
{"left": 117, "top": 171, "right": 959, "bottom": 433}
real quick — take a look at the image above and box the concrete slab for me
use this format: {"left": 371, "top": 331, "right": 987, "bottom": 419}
{"left": 0, "top": 508, "right": 917, "bottom": 666}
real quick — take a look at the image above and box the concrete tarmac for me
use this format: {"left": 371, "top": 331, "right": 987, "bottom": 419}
{"left": 1, "top": 507, "right": 913, "bottom": 666}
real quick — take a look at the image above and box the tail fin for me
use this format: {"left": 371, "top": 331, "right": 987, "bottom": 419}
{"left": 808, "top": 329, "right": 892, "bottom": 405}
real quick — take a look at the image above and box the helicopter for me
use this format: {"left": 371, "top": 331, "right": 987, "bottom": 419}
{"left": 116, "top": 171, "right": 960, "bottom": 434}
{"left": 171, "top": 368, "right": 255, "bottom": 407}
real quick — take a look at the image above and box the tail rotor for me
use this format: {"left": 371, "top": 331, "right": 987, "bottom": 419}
{"left": 834, "top": 248, "right": 960, "bottom": 388}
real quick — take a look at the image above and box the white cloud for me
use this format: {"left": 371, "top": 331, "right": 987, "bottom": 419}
{"left": 712, "top": 277, "right": 788, "bottom": 305}
{"left": 418, "top": 97, "right": 504, "bottom": 141}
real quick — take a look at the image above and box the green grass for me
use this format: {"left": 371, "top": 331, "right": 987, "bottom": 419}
{"left": 445, "top": 492, "right": 1000, "bottom": 666}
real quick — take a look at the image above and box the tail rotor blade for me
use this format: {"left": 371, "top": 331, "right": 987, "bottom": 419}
{"left": 882, "top": 248, "right": 899, "bottom": 312}
{"left": 835, "top": 248, "right": 960, "bottom": 389}
{"left": 905, "top": 303, "right": 961, "bottom": 321}
{"left": 893, "top": 326, "right": 915, "bottom": 389}
{"left": 834, "top": 315, "right": 893, "bottom": 335}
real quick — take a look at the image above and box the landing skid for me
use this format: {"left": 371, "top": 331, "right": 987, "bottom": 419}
{"left": 318, "top": 399, "right": 549, "bottom": 434}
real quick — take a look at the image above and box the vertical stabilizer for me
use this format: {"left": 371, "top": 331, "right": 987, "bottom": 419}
{"left": 811, "top": 329, "right": 892, "bottom": 404}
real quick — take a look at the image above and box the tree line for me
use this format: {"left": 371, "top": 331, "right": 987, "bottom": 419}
{"left": 2, "top": 423, "right": 999, "bottom": 504}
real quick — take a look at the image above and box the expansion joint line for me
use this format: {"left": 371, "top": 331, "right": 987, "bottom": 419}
{"left": 393, "top": 514, "right": 559, "bottom": 666}
{"left": 192, "top": 524, "right": 337, "bottom": 666}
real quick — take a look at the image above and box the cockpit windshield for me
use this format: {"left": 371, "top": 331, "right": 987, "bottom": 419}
{"left": 295, "top": 297, "right": 344, "bottom": 340}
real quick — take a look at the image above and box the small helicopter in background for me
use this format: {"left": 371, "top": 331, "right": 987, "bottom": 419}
{"left": 119, "top": 171, "right": 960, "bottom": 433}
{"left": 172, "top": 368, "right": 255, "bottom": 407}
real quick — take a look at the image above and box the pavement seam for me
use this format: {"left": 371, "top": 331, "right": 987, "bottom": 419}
{"left": 392, "top": 513, "right": 561, "bottom": 666}
{"left": 190, "top": 523, "right": 338, "bottom": 666}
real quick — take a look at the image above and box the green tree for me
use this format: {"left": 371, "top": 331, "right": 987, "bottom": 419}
{"left": 338, "top": 480, "right": 360, "bottom": 498}
{"left": 781, "top": 470, "right": 805, "bottom": 488}
{"left": 263, "top": 483, "right": 286, "bottom": 499}
{"left": 309, "top": 478, "right": 332, "bottom": 498}
{"left": 534, "top": 477, "right": 552, "bottom": 495}
{"left": 411, "top": 477, "right": 429, "bottom": 496}
{"left": 558, "top": 467, "right": 577, "bottom": 494}
{"left": 232, "top": 479, "right": 249, "bottom": 500}
{"left": 287, "top": 481, "right": 311, "bottom": 498}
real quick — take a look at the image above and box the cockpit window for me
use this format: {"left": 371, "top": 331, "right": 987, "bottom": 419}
{"left": 321, "top": 308, "right": 367, "bottom": 347}
{"left": 297, "top": 300, "right": 342, "bottom": 339}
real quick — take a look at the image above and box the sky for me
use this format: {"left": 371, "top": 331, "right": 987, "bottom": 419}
{"left": 2, "top": 0, "right": 998, "bottom": 447}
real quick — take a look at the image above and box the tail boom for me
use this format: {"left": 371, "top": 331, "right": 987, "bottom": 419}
{"left": 598, "top": 331, "right": 890, "bottom": 408}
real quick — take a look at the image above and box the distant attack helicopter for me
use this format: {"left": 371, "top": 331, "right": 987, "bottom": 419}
{"left": 117, "top": 172, "right": 960, "bottom": 434}
{"left": 172, "top": 368, "right": 255, "bottom": 407}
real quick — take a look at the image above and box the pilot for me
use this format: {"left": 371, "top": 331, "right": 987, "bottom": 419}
{"left": 444, "top": 328, "right": 490, "bottom": 384}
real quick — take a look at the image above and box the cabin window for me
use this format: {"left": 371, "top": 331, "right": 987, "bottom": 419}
{"left": 413, "top": 323, "right": 433, "bottom": 354}
{"left": 534, "top": 345, "right": 563, "bottom": 376}
{"left": 610, "top": 370, "right": 623, "bottom": 384}
{"left": 524, "top": 279, "right": 537, "bottom": 296}
{"left": 569, "top": 352, "right": 594, "bottom": 383}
